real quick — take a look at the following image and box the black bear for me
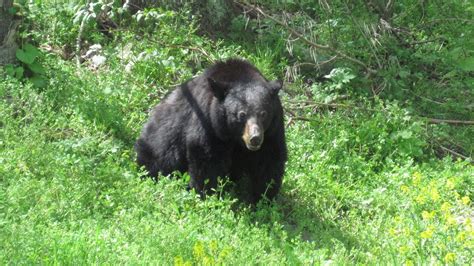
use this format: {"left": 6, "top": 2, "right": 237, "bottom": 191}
{"left": 135, "top": 58, "right": 287, "bottom": 202}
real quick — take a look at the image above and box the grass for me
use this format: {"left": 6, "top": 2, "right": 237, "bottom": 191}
{"left": 1, "top": 3, "right": 473, "bottom": 265}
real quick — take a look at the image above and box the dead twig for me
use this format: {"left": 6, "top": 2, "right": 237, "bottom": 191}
{"left": 284, "top": 99, "right": 375, "bottom": 111}
{"left": 283, "top": 106, "right": 312, "bottom": 127}
{"left": 292, "top": 56, "right": 338, "bottom": 70}
{"left": 418, "top": 18, "right": 474, "bottom": 27}
{"left": 438, "top": 144, "right": 472, "bottom": 162}
{"left": 425, "top": 118, "right": 474, "bottom": 126}
{"left": 409, "top": 37, "right": 447, "bottom": 46}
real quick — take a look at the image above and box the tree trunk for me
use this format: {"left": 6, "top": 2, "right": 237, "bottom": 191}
{"left": 0, "top": 0, "right": 19, "bottom": 65}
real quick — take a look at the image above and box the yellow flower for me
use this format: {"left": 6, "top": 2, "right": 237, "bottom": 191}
{"left": 445, "top": 214, "right": 456, "bottom": 226}
{"left": 444, "top": 252, "right": 455, "bottom": 263}
{"left": 402, "top": 228, "right": 411, "bottom": 236}
{"left": 400, "top": 185, "right": 410, "bottom": 193}
{"left": 218, "top": 246, "right": 232, "bottom": 261}
{"left": 209, "top": 240, "right": 218, "bottom": 252}
{"left": 455, "top": 231, "right": 466, "bottom": 242}
{"left": 422, "top": 210, "right": 435, "bottom": 220}
{"left": 394, "top": 215, "right": 402, "bottom": 223}
{"left": 404, "top": 259, "right": 414, "bottom": 266}
{"left": 412, "top": 172, "right": 422, "bottom": 185}
{"left": 420, "top": 226, "right": 434, "bottom": 239}
{"left": 174, "top": 256, "right": 191, "bottom": 266}
{"left": 420, "top": 230, "right": 433, "bottom": 239}
{"left": 415, "top": 194, "right": 426, "bottom": 204}
{"left": 464, "top": 218, "right": 472, "bottom": 229}
{"left": 461, "top": 196, "right": 470, "bottom": 205}
{"left": 430, "top": 188, "right": 440, "bottom": 202}
{"left": 441, "top": 202, "right": 451, "bottom": 212}
{"left": 446, "top": 178, "right": 455, "bottom": 190}
{"left": 203, "top": 257, "right": 214, "bottom": 265}
{"left": 399, "top": 245, "right": 409, "bottom": 254}
{"left": 193, "top": 241, "right": 205, "bottom": 258}
{"left": 389, "top": 228, "right": 397, "bottom": 236}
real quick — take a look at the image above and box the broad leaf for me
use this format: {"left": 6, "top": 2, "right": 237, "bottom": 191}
{"left": 23, "top": 44, "right": 41, "bottom": 60}
{"left": 30, "top": 75, "right": 47, "bottom": 88}
{"left": 16, "top": 49, "right": 34, "bottom": 65}
{"left": 5, "top": 65, "right": 15, "bottom": 77}
{"left": 15, "top": 67, "right": 24, "bottom": 79}
{"left": 29, "top": 62, "right": 46, "bottom": 75}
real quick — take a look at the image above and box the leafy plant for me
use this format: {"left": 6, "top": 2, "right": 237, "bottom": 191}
{"left": 72, "top": 0, "right": 118, "bottom": 27}
{"left": 5, "top": 43, "right": 46, "bottom": 88}
{"left": 323, "top": 67, "right": 356, "bottom": 91}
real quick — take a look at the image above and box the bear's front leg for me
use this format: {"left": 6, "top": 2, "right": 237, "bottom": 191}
{"left": 249, "top": 138, "right": 286, "bottom": 203}
{"left": 186, "top": 144, "right": 230, "bottom": 198}
{"left": 187, "top": 164, "right": 218, "bottom": 197}
{"left": 250, "top": 165, "right": 284, "bottom": 203}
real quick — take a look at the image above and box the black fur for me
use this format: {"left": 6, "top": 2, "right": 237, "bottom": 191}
{"left": 135, "top": 59, "right": 287, "bottom": 203}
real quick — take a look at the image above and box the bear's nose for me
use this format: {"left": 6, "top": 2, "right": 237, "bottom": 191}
{"left": 249, "top": 135, "right": 262, "bottom": 146}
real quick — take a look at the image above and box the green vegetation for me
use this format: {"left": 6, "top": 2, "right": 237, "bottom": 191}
{"left": 1, "top": 1, "right": 472, "bottom": 264}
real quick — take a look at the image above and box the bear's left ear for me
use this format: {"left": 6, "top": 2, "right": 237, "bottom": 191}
{"left": 208, "top": 77, "right": 230, "bottom": 101}
{"left": 268, "top": 80, "right": 283, "bottom": 96}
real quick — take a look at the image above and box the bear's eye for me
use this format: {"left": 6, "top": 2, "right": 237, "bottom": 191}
{"left": 238, "top": 111, "right": 247, "bottom": 121}
{"left": 260, "top": 111, "right": 267, "bottom": 118}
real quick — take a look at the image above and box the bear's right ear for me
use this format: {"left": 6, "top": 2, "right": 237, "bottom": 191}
{"left": 208, "top": 78, "right": 230, "bottom": 101}
{"left": 268, "top": 80, "right": 283, "bottom": 96}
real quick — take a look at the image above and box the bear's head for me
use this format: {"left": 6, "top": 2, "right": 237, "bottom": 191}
{"left": 208, "top": 78, "right": 282, "bottom": 151}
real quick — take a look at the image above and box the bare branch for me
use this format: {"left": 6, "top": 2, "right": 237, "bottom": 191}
{"left": 409, "top": 37, "right": 446, "bottom": 46}
{"left": 292, "top": 56, "right": 338, "bottom": 69}
{"left": 425, "top": 118, "right": 474, "bottom": 126}
{"left": 284, "top": 99, "right": 375, "bottom": 111}
{"left": 438, "top": 145, "right": 472, "bottom": 162}
{"left": 420, "top": 18, "right": 474, "bottom": 26}
{"left": 283, "top": 107, "right": 312, "bottom": 126}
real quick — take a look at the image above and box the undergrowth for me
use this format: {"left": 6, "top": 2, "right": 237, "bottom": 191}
{"left": 0, "top": 2, "right": 472, "bottom": 265}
